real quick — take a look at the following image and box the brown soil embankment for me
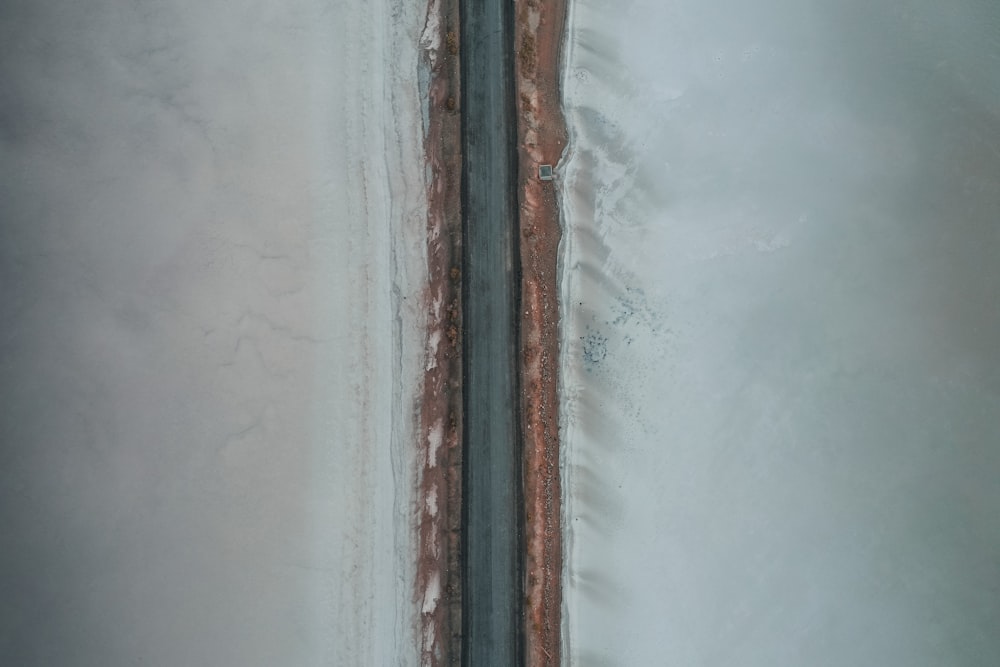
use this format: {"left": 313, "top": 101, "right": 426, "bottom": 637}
{"left": 416, "top": 1, "right": 463, "bottom": 664}
{"left": 514, "top": 0, "right": 569, "bottom": 663}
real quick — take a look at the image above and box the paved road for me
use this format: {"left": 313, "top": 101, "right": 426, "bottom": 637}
{"left": 459, "top": 0, "right": 522, "bottom": 663}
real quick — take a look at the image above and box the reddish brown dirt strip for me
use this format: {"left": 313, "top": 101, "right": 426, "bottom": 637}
{"left": 415, "top": 1, "right": 464, "bottom": 664}
{"left": 514, "top": 0, "right": 569, "bottom": 664}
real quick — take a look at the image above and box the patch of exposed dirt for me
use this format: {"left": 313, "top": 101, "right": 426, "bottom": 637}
{"left": 514, "top": 0, "right": 569, "bottom": 663}
{"left": 416, "top": 0, "right": 464, "bottom": 663}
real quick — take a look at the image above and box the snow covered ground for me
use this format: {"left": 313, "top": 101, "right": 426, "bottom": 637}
{"left": 559, "top": 0, "right": 1000, "bottom": 664}
{"left": 0, "top": 1, "right": 428, "bottom": 664}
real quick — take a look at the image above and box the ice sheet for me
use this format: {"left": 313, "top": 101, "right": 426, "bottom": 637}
{"left": 559, "top": 0, "right": 1000, "bottom": 664}
{"left": 0, "top": 1, "right": 428, "bottom": 664}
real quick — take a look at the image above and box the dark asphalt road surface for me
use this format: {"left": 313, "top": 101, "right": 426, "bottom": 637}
{"left": 459, "top": 0, "right": 522, "bottom": 663}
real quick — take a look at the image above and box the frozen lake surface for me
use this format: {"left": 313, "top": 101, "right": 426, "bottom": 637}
{"left": 559, "top": 0, "right": 1000, "bottom": 664}
{"left": 1, "top": 1, "right": 428, "bottom": 664}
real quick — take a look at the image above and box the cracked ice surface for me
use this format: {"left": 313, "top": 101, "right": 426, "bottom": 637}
{"left": 0, "top": 1, "right": 427, "bottom": 664}
{"left": 559, "top": 0, "right": 1000, "bottom": 664}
